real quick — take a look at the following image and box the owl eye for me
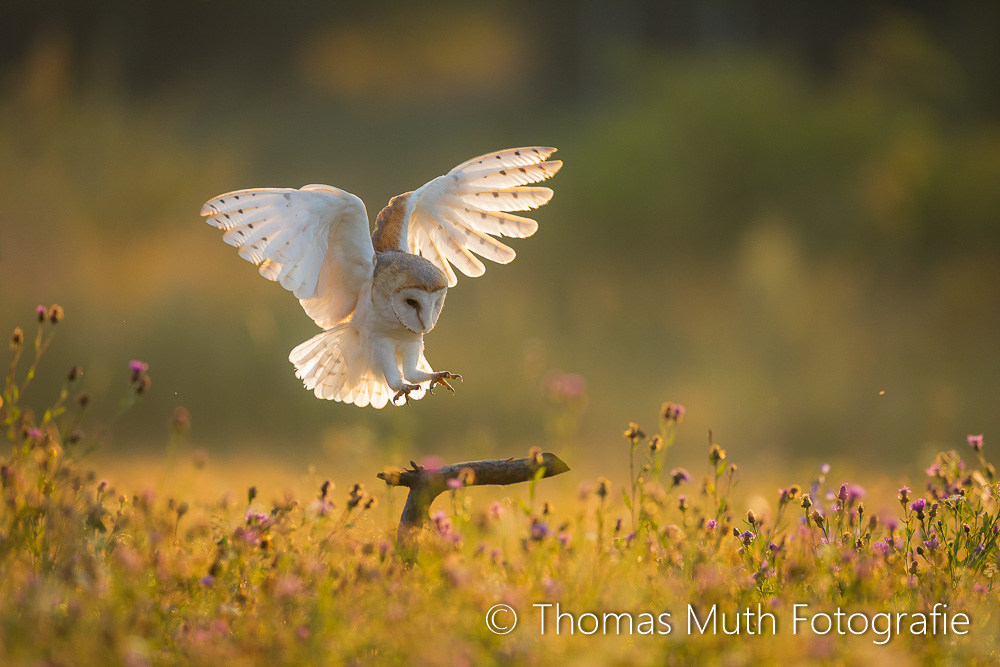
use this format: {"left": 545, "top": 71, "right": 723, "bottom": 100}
{"left": 405, "top": 298, "right": 419, "bottom": 308}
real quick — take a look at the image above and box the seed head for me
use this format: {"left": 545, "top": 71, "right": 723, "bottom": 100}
{"left": 37, "top": 305, "right": 48, "bottom": 322}
{"left": 458, "top": 467, "right": 476, "bottom": 486}
{"left": 596, "top": 477, "right": 611, "bottom": 499}
{"left": 10, "top": 327, "right": 24, "bottom": 348}
{"left": 623, "top": 422, "right": 645, "bottom": 443}
{"left": 708, "top": 444, "right": 726, "bottom": 464}
{"left": 67, "top": 365, "right": 82, "bottom": 382}
{"left": 967, "top": 434, "right": 984, "bottom": 452}
{"left": 648, "top": 434, "right": 663, "bottom": 453}
{"left": 800, "top": 493, "right": 813, "bottom": 509}
{"left": 48, "top": 304, "right": 64, "bottom": 324}
{"left": 347, "top": 483, "right": 366, "bottom": 509}
{"left": 528, "top": 446, "right": 544, "bottom": 466}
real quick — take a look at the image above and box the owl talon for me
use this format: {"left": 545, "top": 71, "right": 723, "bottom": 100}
{"left": 428, "top": 372, "right": 462, "bottom": 395}
{"left": 392, "top": 383, "right": 421, "bottom": 405}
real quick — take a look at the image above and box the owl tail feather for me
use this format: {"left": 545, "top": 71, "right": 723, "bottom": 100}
{"left": 289, "top": 325, "right": 421, "bottom": 409}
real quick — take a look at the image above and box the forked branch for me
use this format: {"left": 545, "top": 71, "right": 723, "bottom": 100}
{"left": 377, "top": 453, "right": 570, "bottom": 543}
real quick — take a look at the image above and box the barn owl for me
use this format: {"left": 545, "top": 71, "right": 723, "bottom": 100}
{"left": 201, "top": 147, "right": 561, "bottom": 408}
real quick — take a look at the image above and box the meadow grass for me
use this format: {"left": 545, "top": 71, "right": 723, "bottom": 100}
{"left": 1, "top": 308, "right": 998, "bottom": 666}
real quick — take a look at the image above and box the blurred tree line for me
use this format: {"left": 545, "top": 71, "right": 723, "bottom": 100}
{"left": 1, "top": 1, "right": 998, "bottom": 476}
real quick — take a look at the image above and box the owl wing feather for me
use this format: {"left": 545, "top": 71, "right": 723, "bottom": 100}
{"left": 404, "top": 147, "right": 562, "bottom": 287}
{"left": 201, "top": 185, "right": 374, "bottom": 329}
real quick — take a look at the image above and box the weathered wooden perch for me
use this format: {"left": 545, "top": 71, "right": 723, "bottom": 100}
{"left": 377, "top": 453, "right": 570, "bottom": 544}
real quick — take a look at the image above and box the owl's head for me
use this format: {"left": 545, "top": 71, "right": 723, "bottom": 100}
{"left": 391, "top": 285, "right": 447, "bottom": 334}
{"left": 374, "top": 251, "right": 448, "bottom": 334}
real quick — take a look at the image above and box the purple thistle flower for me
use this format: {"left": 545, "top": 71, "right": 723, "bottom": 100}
{"left": 968, "top": 434, "right": 984, "bottom": 451}
{"left": 910, "top": 498, "right": 926, "bottom": 512}
{"left": 28, "top": 428, "right": 44, "bottom": 441}
{"left": 922, "top": 536, "right": 940, "bottom": 551}
{"left": 837, "top": 483, "right": 848, "bottom": 502}
{"left": 740, "top": 530, "right": 754, "bottom": 546}
{"left": 670, "top": 468, "right": 691, "bottom": 485}
{"left": 558, "top": 532, "right": 572, "bottom": 547}
{"left": 530, "top": 519, "right": 550, "bottom": 541}
{"left": 847, "top": 484, "right": 866, "bottom": 503}
{"left": 129, "top": 360, "right": 148, "bottom": 374}
{"left": 245, "top": 509, "right": 269, "bottom": 525}
{"left": 705, "top": 519, "right": 717, "bottom": 531}
{"left": 308, "top": 497, "right": 335, "bottom": 516}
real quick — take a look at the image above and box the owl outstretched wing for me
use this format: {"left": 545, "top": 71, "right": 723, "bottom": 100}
{"left": 377, "top": 147, "right": 561, "bottom": 287}
{"left": 200, "top": 185, "right": 374, "bottom": 329}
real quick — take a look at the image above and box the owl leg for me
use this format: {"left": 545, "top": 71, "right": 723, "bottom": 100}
{"left": 375, "top": 343, "right": 419, "bottom": 406}
{"left": 392, "top": 384, "right": 422, "bottom": 405}
{"left": 401, "top": 343, "right": 462, "bottom": 396}
{"left": 427, "top": 371, "right": 462, "bottom": 395}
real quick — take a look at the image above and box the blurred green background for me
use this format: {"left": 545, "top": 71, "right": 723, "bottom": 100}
{"left": 2, "top": 1, "right": 999, "bottom": 480}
